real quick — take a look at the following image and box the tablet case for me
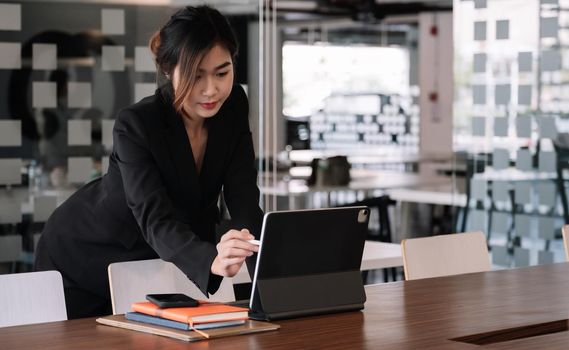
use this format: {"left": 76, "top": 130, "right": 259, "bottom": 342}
{"left": 249, "top": 207, "right": 369, "bottom": 320}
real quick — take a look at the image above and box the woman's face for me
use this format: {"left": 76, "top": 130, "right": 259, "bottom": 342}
{"left": 172, "top": 43, "right": 234, "bottom": 120}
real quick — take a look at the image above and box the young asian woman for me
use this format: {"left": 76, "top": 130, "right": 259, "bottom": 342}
{"left": 34, "top": 5, "right": 263, "bottom": 319}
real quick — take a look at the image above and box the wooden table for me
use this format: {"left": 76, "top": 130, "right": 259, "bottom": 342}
{"left": 3, "top": 263, "right": 569, "bottom": 349}
{"left": 387, "top": 184, "right": 467, "bottom": 207}
{"left": 260, "top": 169, "right": 452, "bottom": 210}
{"left": 284, "top": 149, "right": 451, "bottom": 167}
{"left": 261, "top": 170, "right": 451, "bottom": 196}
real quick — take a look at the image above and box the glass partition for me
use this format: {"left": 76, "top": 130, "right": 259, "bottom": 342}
{"left": 0, "top": 0, "right": 262, "bottom": 271}
{"left": 454, "top": 0, "right": 569, "bottom": 267}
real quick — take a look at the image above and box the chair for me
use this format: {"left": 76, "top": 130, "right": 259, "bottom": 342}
{"left": 0, "top": 271, "right": 67, "bottom": 327}
{"left": 401, "top": 231, "right": 491, "bottom": 280}
{"left": 562, "top": 225, "right": 569, "bottom": 261}
{"left": 108, "top": 259, "right": 236, "bottom": 315}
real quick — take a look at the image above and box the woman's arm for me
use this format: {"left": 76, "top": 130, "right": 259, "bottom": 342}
{"left": 222, "top": 87, "right": 265, "bottom": 276}
{"left": 113, "top": 108, "right": 220, "bottom": 296}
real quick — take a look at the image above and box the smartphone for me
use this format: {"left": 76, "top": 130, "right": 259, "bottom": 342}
{"left": 146, "top": 293, "right": 199, "bottom": 308}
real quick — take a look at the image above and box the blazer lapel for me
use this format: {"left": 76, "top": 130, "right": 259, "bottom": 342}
{"left": 199, "top": 109, "right": 229, "bottom": 193}
{"left": 159, "top": 93, "right": 202, "bottom": 206}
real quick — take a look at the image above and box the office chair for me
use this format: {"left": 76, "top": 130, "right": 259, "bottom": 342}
{"left": 0, "top": 271, "right": 67, "bottom": 327}
{"left": 108, "top": 259, "right": 236, "bottom": 315}
{"left": 401, "top": 231, "right": 491, "bottom": 280}
{"left": 562, "top": 225, "right": 569, "bottom": 261}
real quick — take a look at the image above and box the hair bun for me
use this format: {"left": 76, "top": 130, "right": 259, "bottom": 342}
{"left": 149, "top": 31, "right": 161, "bottom": 56}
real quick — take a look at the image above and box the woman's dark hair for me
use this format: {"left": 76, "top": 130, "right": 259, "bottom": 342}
{"left": 149, "top": 5, "right": 238, "bottom": 112}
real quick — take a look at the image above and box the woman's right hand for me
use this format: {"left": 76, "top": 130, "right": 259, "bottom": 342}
{"left": 210, "top": 229, "right": 259, "bottom": 277}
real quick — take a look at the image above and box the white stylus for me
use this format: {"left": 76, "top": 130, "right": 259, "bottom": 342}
{"left": 247, "top": 239, "right": 261, "bottom": 246}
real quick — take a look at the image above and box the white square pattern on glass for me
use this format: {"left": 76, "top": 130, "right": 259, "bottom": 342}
{"left": 514, "top": 247, "right": 530, "bottom": 267}
{"left": 537, "top": 182, "right": 556, "bottom": 206}
{"left": 0, "top": 120, "right": 21, "bottom": 146}
{"left": 33, "top": 82, "right": 57, "bottom": 108}
{"left": 540, "top": 17, "right": 559, "bottom": 38}
{"left": 0, "top": 42, "right": 21, "bottom": 69}
{"left": 472, "top": 116, "right": 486, "bottom": 136}
{"left": 134, "top": 83, "right": 156, "bottom": 103}
{"left": 516, "top": 149, "right": 532, "bottom": 171}
{"left": 0, "top": 199, "right": 21, "bottom": 224}
{"left": 496, "top": 20, "right": 509, "bottom": 40}
{"left": 32, "top": 44, "right": 57, "bottom": 70}
{"left": 474, "top": 0, "right": 487, "bottom": 9}
{"left": 0, "top": 4, "right": 21, "bottom": 31}
{"left": 0, "top": 158, "right": 22, "bottom": 185}
{"left": 516, "top": 116, "right": 531, "bottom": 138}
{"left": 491, "top": 212, "right": 509, "bottom": 234}
{"left": 473, "top": 53, "right": 486, "bottom": 73}
{"left": 470, "top": 210, "right": 487, "bottom": 232}
{"left": 135, "top": 46, "right": 155, "bottom": 72}
{"left": 101, "top": 119, "right": 115, "bottom": 148}
{"left": 492, "top": 181, "right": 509, "bottom": 201}
{"left": 68, "top": 157, "right": 93, "bottom": 184}
{"left": 518, "top": 52, "right": 532, "bottom": 72}
{"left": 493, "top": 148, "right": 509, "bottom": 170}
{"left": 515, "top": 214, "right": 532, "bottom": 238}
{"left": 538, "top": 151, "right": 556, "bottom": 172}
{"left": 474, "top": 21, "right": 487, "bottom": 41}
{"left": 472, "top": 85, "right": 486, "bottom": 105}
{"left": 492, "top": 245, "right": 509, "bottom": 266}
{"left": 102, "top": 46, "right": 125, "bottom": 71}
{"left": 538, "top": 217, "right": 556, "bottom": 240}
{"left": 68, "top": 82, "right": 92, "bottom": 108}
{"left": 495, "top": 84, "right": 511, "bottom": 105}
{"left": 33, "top": 195, "right": 57, "bottom": 222}
{"left": 542, "top": 50, "right": 561, "bottom": 71}
{"left": 518, "top": 85, "right": 532, "bottom": 105}
{"left": 494, "top": 117, "right": 508, "bottom": 137}
{"left": 101, "top": 9, "right": 125, "bottom": 35}
{"left": 68, "top": 120, "right": 92, "bottom": 146}
{"left": 514, "top": 182, "right": 531, "bottom": 204}
{"left": 471, "top": 179, "right": 488, "bottom": 200}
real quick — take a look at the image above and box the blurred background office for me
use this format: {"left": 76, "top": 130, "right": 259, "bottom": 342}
{"left": 1, "top": 0, "right": 568, "bottom": 280}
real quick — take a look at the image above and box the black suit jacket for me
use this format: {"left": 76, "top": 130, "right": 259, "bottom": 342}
{"left": 36, "top": 85, "right": 263, "bottom": 299}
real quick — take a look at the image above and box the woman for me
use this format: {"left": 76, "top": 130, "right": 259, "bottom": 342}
{"left": 34, "top": 5, "right": 263, "bottom": 319}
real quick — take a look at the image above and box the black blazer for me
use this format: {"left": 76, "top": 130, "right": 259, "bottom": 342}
{"left": 35, "top": 85, "right": 263, "bottom": 299}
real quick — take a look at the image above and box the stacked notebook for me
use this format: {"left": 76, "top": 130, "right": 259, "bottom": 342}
{"left": 96, "top": 301, "right": 279, "bottom": 341}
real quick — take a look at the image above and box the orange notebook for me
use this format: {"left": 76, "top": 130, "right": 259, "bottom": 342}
{"left": 132, "top": 302, "right": 248, "bottom": 327}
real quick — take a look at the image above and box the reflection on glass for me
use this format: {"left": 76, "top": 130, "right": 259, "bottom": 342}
{"left": 455, "top": 0, "right": 569, "bottom": 267}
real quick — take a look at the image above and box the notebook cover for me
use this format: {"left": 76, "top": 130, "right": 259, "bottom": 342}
{"left": 125, "top": 312, "right": 245, "bottom": 330}
{"left": 125, "top": 312, "right": 190, "bottom": 330}
{"left": 96, "top": 315, "right": 280, "bottom": 342}
{"left": 132, "top": 301, "right": 248, "bottom": 326}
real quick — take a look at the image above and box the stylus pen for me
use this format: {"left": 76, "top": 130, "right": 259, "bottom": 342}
{"left": 247, "top": 239, "right": 261, "bottom": 246}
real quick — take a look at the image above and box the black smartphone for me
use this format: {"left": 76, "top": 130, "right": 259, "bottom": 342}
{"left": 146, "top": 293, "right": 199, "bottom": 308}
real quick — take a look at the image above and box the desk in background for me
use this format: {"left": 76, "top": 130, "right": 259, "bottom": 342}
{"left": 284, "top": 149, "right": 452, "bottom": 169}
{"left": 231, "top": 240, "right": 403, "bottom": 284}
{"left": 3, "top": 263, "right": 569, "bottom": 349}
{"left": 260, "top": 169, "right": 452, "bottom": 209}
